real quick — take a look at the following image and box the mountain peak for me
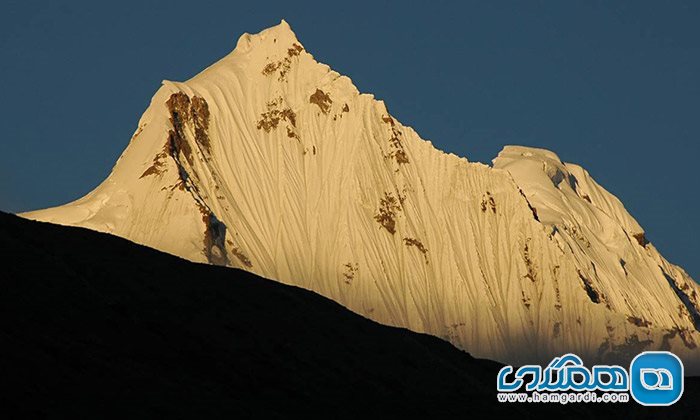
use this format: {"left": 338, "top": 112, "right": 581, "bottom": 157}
{"left": 234, "top": 19, "right": 301, "bottom": 53}
{"left": 262, "top": 19, "right": 297, "bottom": 39}
{"left": 22, "top": 21, "right": 700, "bottom": 374}
{"left": 277, "top": 18, "right": 292, "bottom": 30}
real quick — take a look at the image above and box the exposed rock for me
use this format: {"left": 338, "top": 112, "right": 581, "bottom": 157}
{"left": 627, "top": 316, "right": 652, "bottom": 328}
{"left": 262, "top": 61, "right": 281, "bottom": 75}
{"left": 382, "top": 117, "right": 409, "bottom": 165}
{"left": 633, "top": 232, "right": 649, "bottom": 247}
{"left": 374, "top": 192, "right": 402, "bottom": 235}
{"left": 191, "top": 96, "right": 211, "bottom": 151}
{"left": 200, "top": 208, "right": 229, "bottom": 266}
{"left": 403, "top": 237, "right": 428, "bottom": 264}
{"left": 342, "top": 262, "right": 358, "bottom": 285}
{"left": 522, "top": 239, "right": 537, "bottom": 282}
{"left": 262, "top": 43, "right": 302, "bottom": 81}
{"left": 480, "top": 192, "right": 496, "bottom": 213}
{"left": 257, "top": 98, "right": 296, "bottom": 135}
{"left": 140, "top": 147, "right": 169, "bottom": 179}
{"left": 287, "top": 43, "right": 303, "bottom": 57}
{"left": 165, "top": 92, "right": 212, "bottom": 163}
{"left": 227, "top": 240, "right": 253, "bottom": 268}
{"left": 578, "top": 270, "right": 601, "bottom": 304}
{"left": 309, "top": 89, "right": 332, "bottom": 114}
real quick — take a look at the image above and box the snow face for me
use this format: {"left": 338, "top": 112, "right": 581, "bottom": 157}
{"left": 22, "top": 20, "right": 700, "bottom": 372}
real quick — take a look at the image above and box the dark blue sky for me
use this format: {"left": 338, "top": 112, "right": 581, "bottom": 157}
{"left": 1, "top": 1, "right": 698, "bottom": 279}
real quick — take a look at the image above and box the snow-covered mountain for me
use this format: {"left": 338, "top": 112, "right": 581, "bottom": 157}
{"left": 23, "top": 20, "right": 700, "bottom": 372}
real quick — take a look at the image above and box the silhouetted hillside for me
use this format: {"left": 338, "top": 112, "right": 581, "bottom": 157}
{"left": 0, "top": 212, "right": 696, "bottom": 418}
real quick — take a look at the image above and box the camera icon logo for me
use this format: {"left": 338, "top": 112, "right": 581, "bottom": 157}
{"left": 630, "top": 351, "right": 684, "bottom": 406}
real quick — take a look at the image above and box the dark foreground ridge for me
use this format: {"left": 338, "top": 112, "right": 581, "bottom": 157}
{"left": 0, "top": 212, "right": 697, "bottom": 418}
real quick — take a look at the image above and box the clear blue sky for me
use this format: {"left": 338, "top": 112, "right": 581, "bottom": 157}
{"left": 1, "top": 1, "right": 698, "bottom": 280}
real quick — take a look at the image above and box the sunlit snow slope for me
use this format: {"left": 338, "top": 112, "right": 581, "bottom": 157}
{"left": 23, "top": 21, "right": 700, "bottom": 372}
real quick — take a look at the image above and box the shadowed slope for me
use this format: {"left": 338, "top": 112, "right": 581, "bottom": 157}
{"left": 0, "top": 212, "right": 507, "bottom": 417}
{"left": 1, "top": 212, "right": 699, "bottom": 417}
